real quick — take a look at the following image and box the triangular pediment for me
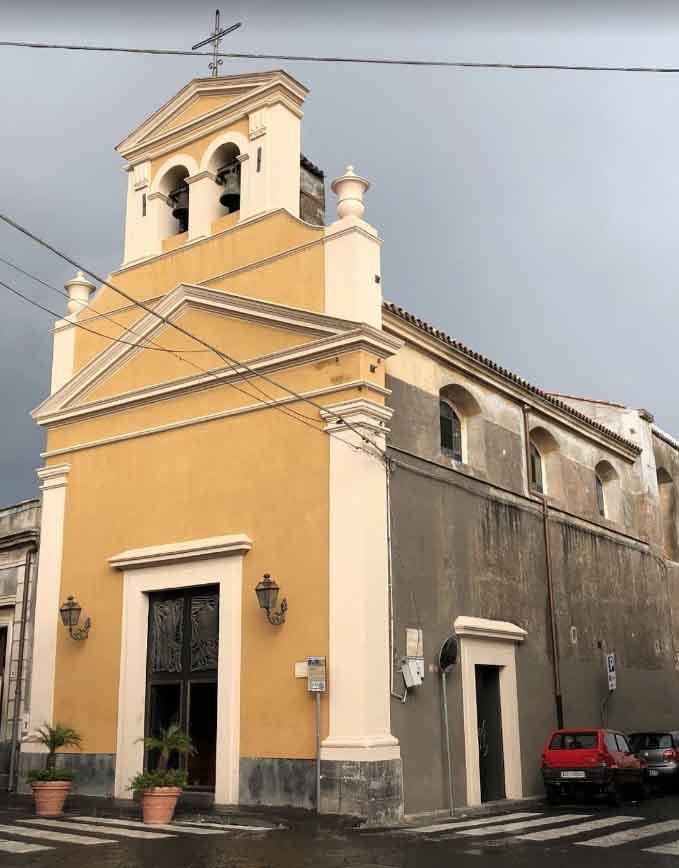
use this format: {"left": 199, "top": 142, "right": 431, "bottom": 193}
{"left": 33, "top": 286, "right": 392, "bottom": 425}
{"left": 116, "top": 71, "right": 308, "bottom": 160}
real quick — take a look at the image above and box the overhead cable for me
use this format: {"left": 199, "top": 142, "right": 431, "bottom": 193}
{"left": 0, "top": 212, "right": 383, "bottom": 456}
{"left": 1, "top": 40, "right": 678, "bottom": 73}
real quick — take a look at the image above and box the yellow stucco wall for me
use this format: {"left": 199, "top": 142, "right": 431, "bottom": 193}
{"left": 74, "top": 210, "right": 325, "bottom": 372}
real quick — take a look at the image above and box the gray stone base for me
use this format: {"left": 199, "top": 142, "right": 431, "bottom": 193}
{"left": 239, "top": 757, "right": 316, "bottom": 810}
{"left": 18, "top": 752, "right": 116, "bottom": 796}
{"left": 320, "top": 758, "right": 403, "bottom": 825}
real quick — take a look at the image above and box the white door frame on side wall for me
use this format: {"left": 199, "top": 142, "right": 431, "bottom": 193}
{"left": 109, "top": 534, "right": 252, "bottom": 804}
{"left": 454, "top": 615, "right": 527, "bottom": 807}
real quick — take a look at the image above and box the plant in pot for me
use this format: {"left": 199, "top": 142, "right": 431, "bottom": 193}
{"left": 24, "top": 722, "right": 82, "bottom": 817}
{"left": 130, "top": 724, "right": 195, "bottom": 825}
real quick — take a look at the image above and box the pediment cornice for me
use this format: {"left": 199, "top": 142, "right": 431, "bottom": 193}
{"left": 33, "top": 285, "right": 401, "bottom": 427}
{"left": 117, "top": 71, "right": 308, "bottom": 164}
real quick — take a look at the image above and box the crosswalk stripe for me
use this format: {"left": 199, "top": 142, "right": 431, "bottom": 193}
{"left": 70, "top": 816, "right": 228, "bottom": 835}
{"left": 518, "top": 816, "right": 639, "bottom": 841}
{"left": 174, "top": 820, "right": 276, "bottom": 831}
{"left": 0, "top": 822, "right": 116, "bottom": 846}
{"left": 644, "top": 841, "right": 679, "bottom": 855}
{"left": 18, "top": 818, "right": 173, "bottom": 839}
{"left": 578, "top": 820, "right": 679, "bottom": 847}
{"left": 459, "top": 814, "right": 590, "bottom": 837}
{"left": 0, "top": 839, "right": 51, "bottom": 853}
{"left": 405, "top": 812, "right": 543, "bottom": 834}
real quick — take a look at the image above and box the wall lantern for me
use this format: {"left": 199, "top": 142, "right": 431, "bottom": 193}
{"left": 59, "top": 596, "right": 91, "bottom": 640}
{"left": 255, "top": 573, "right": 287, "bottom": 626}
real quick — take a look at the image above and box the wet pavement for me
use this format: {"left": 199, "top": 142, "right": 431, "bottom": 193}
{"left": 3, "top": 791, "right": 679, "bottom": 867}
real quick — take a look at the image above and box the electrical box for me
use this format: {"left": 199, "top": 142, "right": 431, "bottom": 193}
{"left": 401, "top": 658, "right": 423, "bottom": 688}
{"left": 307, "top": 656, "right": 327, "bottom": 693}
{"left": 406, "top": 627, "right": 425, "bottom": 682}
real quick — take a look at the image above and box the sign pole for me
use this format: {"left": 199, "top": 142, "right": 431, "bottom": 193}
{"left": 315, "top": 691, "right": 321, "bottom": 814}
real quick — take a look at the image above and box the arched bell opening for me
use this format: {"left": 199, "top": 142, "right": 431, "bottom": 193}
{"left": 209, "top": 143, "right": 241, "bottom": 219}
{"left": 158, "top": 165, "right": 190, "bottom": 237}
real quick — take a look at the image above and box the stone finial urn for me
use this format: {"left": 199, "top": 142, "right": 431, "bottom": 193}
{"left": 331, "top": 165, "right": 370, "bottom": 220}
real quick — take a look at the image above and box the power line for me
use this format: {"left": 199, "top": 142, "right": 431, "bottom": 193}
{"left": 0, "top": 210, "right": 387, "bottom": 458}
{"left": 0, "top": 272, "right": 339, "bottom": 442}
{"left": 0, "top": 253, "right": 207, "bottom": 353}
{"left": 2, "top": 40, "right": 679, "bottom": 73}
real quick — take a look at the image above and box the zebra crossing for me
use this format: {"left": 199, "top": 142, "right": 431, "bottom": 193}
{"left": 0, "top": 812, "right": 274, "bottom": 856}
{"left": 401, "top": 809, "right": 679, "bottom": 857}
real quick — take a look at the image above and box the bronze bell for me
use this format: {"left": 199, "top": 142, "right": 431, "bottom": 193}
{"left": 217, "top": 162, "right": 241, "bottom": 213}
{"left": 169, "top": 183, "right": 189, "bottom": 233}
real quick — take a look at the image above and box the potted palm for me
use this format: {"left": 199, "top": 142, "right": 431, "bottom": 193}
{"left": 130, "top": 724, "right": 195, "bottom": 825}
{"left": 24, "top": 722, "right": 82, "bottom": 817}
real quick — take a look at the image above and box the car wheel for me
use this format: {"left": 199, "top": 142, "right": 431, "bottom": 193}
{"left": 608, "top": 778, "right": 624, "bottom": 806}
{"left": 638, "top": 776, "right": 651, "bottom": 801}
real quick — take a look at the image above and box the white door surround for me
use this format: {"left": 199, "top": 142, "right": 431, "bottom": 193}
{"left": 110, "top": 534, "right": 251, "bottom": 804}
{"left": 454, "top": 616, "right": 526, "bottom": 807}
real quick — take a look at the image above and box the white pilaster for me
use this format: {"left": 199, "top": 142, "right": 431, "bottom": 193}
{"left": 324, "top": 167, "right": 383, "bottom": 328}
{"left": 122, "top": 161, "right": 151, "bottom": 265}
{"left": 320, "top": 400, "right": 400, "bottom": 762}
{"left": 186, "top": 170, "right": 218, "bottom": 240}
{"left": 24, "top": 464, "right": 71, "bottom": 736}
{"left": 50, "top": 320, "right": 76, "bottom": 394}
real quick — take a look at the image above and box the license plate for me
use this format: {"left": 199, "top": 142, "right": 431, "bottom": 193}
{"left": 560, "top": 771, "right": 586, "bottom": 779}
{"left": 649, "top": 769, "right": 659, "bottom": 777}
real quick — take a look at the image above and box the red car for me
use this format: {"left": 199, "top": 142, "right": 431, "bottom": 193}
{"left": 541, "top": 728, "right": 649, "bottom": 804}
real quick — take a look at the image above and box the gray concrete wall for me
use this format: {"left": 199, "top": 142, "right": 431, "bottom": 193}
{"left": 387, "top": 375, "right": 679, "bottom": 816}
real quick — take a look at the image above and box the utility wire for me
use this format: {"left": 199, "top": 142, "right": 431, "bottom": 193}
{"left": 0, "top": 210, "right": 386, "bottom": 457}
{"left": 0, "top": 272, "right": 338, "bottom": 441}
{"left": 2, "top": 40, "right": 679, "bottom": 73}
{"left": 0, "top": 253, "right": 207, "bottom": 353}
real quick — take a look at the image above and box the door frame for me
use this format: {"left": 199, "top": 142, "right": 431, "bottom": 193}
{"left": 0, "top": 610, "right": 13, "bottom": 741}
{"left": 455, "top": 616, "right": 526, "bottom": 807}
{"left": 111, "top": 534, "right": 251, "bottom": 804}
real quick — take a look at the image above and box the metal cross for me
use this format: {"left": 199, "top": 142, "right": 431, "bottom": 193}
{"left": 191, "top": 9, "right": 242, "bottom": 78}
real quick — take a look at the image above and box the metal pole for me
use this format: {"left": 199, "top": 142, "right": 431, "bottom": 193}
{"left": 315, "top": 691, "right": 321, "bottom": 813}
{"left": 441, "top": 669, "right": 454, "bottom": 816}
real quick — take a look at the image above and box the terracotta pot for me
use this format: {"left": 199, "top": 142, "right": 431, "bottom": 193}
{"left": 31, "top": 781, "right": 72, "bottom": 817}
{"left": 140, "top": 787, "right": 182, "bottom": 824}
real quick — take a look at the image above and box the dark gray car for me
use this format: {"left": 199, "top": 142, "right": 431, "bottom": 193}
{"left": 629, "top": 731, "right": 679, "bottom": 789}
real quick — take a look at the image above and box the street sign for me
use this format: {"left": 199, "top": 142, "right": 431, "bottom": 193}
{"left": 606, "top": 652, "right": 617, "bottom": 691}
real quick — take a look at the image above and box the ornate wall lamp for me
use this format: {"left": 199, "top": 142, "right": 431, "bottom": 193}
{"left": 254, "top": 574, "right": 287, "bottom": 625}
{"left": 59, "top": 596, "right": 91, "bottom": 640}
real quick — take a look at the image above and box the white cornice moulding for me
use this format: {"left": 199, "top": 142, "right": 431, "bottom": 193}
{"left": 454, "top": 616, "right": 527, "bottom": 643}
{"left": 109, "top": 534, "right": 253, "bottom": 570}
{"left": 36, "top": 464, "right": 70, "bottom": 491}
{"left": 320, "top": 398, "right": 393, "bottom": 434}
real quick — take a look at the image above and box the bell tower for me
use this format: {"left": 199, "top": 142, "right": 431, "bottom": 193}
{"left": 117, "top": 71, "right": 315, "bottom": 265}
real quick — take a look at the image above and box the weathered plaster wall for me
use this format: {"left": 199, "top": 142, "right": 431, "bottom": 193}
{"left": 386, "top": 375, "right": 679, "bottom": 816}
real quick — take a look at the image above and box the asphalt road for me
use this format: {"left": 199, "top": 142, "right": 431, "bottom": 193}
{"left": 3, "top": 792, "right": 679, "bottom": 867}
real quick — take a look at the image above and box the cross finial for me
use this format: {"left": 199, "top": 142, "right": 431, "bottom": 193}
{"left": 191, "top": 9, "right": 242, "bottom": 78}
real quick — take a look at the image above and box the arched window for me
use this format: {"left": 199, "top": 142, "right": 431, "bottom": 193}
{"left": 657, "top": 467, "right": 677, "bottom": 560}
{"left": 530, "top": 442, "right": 544, "bottom": 494}
{"left": 529, "top": 426, "right": 560, "bottom": 497}
{"left": 157, "top": 165, "right": 190, "bottom": 237}
{"left": 595, "top": 474, "right": 606, "bottom": 517}
{"left": 210, "top": 143, "right": 241, "bottom": 218}
{"left": 440, "top": 401, "right": 462, "bottom": 462}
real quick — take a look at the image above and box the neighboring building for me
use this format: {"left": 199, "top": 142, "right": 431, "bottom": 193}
{"left": 0, "top": 500, "right": 40, "bottom": 789}
{"left": 21, "top": 69, "right": 679, "bottom": 823}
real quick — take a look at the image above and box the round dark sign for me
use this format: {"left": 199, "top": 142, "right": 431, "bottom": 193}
{"left": 439, "top": 636, "right": 458, "bottom": 673}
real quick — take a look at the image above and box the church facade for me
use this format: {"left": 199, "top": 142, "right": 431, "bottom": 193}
{"left": 21, "top": 69, "right": 679, "bottom": 822}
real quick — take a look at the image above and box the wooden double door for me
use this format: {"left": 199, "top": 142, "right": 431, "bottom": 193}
{"left": 145, "top": 586, "right": 219, "bottom": 790}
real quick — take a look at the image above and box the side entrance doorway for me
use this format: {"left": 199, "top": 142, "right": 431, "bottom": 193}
{"left": 475, "top": 664, "right": 505, "bottom": 802}
{"left": 146, "top": 586, "right": 219, "bottom": 790}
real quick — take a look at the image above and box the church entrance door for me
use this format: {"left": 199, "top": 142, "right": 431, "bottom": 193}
{"left": 145, "top": 586, "right": 219, "bottom": 790}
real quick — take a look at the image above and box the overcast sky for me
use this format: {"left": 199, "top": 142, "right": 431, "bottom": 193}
{"left": 2, "top": 1, "right": 679, "bottom": 503}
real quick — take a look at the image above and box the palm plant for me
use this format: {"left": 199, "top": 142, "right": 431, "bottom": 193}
{"left": 141, "top": 724, "right": 195, "bottom": 771}
{"left": 28, "top": 722, "right": 82, "bottom": 770}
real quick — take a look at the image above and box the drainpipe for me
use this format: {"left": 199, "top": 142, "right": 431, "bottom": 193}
{"left": 522, "top": 406, "right": 564, "bottom": 729}
{"left": 8, "top": 545, "right": 36, "bottom": 791}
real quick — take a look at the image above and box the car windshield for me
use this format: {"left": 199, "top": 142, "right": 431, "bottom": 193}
{"left": 629, "top": 733, "right": 673, "bottom": 751}
{"left": 549, "top": 732, "right": 598, "bottom": 749}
